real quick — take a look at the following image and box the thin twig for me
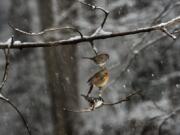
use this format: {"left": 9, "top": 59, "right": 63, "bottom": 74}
{"left": 160, "top": 27, "right": 176, "bottom": 39}
{"left": 79, "top": 0, "right": 109, "bottom": 54}
{"left": 90, "top": 41, "right": 98, "bottom": 55}
{"left": 123, "top": 2, "right": 176, "bottom": 74}
{"left": 111, "top": 29, "right": 180, "bottom": 86}
{"left": 64, "top": 90, "right": 141, "bottom": 113}
{"left": 64, "top": 95, "right": 104, "bottom": 113}
{"left": 0, "top": 94, "right": 31, "bottom": 135}
{"left": 79, "top": 0, "right": 109, "bottom": 28}
{"left": 0, "top": 36, "right": 31, "bottom": 135}
{"left": 132, "top": 1, "right": 173, "bottom": 50}
{"left": 9, "top": 23, "right": 84, "bottom": 38}
{"left": 158, "top": 108, "right": 180, "bottom": 135}
{"left": 0, "top": 36, "right": 13, "bottom": 92}
{"left": 103, "top": 90, "right": 141, "bottom": 105}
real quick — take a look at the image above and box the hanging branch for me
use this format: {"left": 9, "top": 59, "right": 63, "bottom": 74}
{"left": 78, "top": 0, "right": 109, "bottom": 29}
{"left": 0, "top": 36, "right": 31, "bottom": 135}
{"left": 0, "top": 16, "right": 179, "bottom": 49}
{"left": 64, "top": 90, "right": 141, "bottom": 113}
{"left": 79, "top": 0, "right": 109, "bottom": 53}
{"left": 0, "top": 37, "right": 13, "bottom": 92}
{"left": 89, "top": 41, "right": 98, "bottom": 55}
{"left": 0, "top": 94, "right": 31, "bottom": 135}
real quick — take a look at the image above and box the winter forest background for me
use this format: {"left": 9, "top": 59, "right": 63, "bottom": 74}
{"left": 0, "top": 0, "right": 180, "bottom": 135}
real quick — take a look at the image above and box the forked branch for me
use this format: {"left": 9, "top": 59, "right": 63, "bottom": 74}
{"left": 79, "top": 0, "right": 109, "bottom": 29}
{"left": 0, "top": 16, "right": 179, "bottom": 49}
{"left": 0, "top": 36, "right": 13, "bottom": 92}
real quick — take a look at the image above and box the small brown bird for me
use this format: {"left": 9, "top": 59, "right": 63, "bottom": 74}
{"left": 82, "top": 53, "right": 109, "bottom": 67}
{"left": 87, "top": 68, "right": 109, "bottom": 96}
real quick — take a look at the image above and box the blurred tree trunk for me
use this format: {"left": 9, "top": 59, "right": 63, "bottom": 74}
{"left": 8, "top": 1, "right": 32, "bottom": 135}
{"left": 37, "top": 0, "right": 79, "bottom": 135}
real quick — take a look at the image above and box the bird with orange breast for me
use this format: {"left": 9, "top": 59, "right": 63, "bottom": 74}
{"left": 82, "top": 53, "right": 109, "bottom": 67}
{"left": 87, "top": 67, "right": 109, "bottom": 97}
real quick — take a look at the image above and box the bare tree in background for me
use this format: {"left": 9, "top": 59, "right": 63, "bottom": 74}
{"left": 37, "top": 0, "right": 79, "bottom": 135}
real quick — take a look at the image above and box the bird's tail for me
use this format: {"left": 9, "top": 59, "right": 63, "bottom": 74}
{"left": 81, "top": 94, "right": 93, "bottom": 102}
{"left": 81, "top": 94, "right": 89, "bottom": 100}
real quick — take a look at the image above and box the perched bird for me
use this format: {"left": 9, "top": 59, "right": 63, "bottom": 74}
{"left": 82, "top": 53, "right": 109, "bottom": 67}
{"left": 87, "top": 68, "right": 109, "bottom": 96}
{"left": 63, "top": 95, "right": 104, "bottom": 113}
{"left": 81, "top": 94, "right": 104, "bottom": 109}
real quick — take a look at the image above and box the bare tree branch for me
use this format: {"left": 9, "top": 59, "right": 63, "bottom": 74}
{"left": 63, "top": 95, "right": 104, "bottom": 113}
{"left": 79, "top": 0, "right": 109, "bottom": 54}
{"left": 160, "top": 26, "right": 176, "bottom": 39}
{"left": 103, "top": 90, "right": 141, "bottom": 105}
{"left": 110, "top": 29, "right": 180, "bottom": 85}
{"left": 158, "top": 107, "right": 180, "bottom": 135}
{"left": 131, "top": 1, "right": 171, "bottom": 53}
{"left": 110, "top": 1, "right": 176, "bottom": 74}
{"left": 89, "top": 41, "right": 98, "bottom": 55}
{"left": 64, "top": 90, "right": 141, "bottom": 113}
{"left": 0, "top": 94, "right": 31, "bottom": 135}
{"left": 0, "top": 16, "right": 178, "bottom": 49}
{"left": 79, "top": 0, "right": 109, "bottom": 29}
{"left": 9, "top": 23, "right": 84, "bottom": 38}
{"left": 0, "top": 36, "right": 13, "bottom": 92}
{"left": 0, "top": 36, "right": 31, "bottom": 135}
{"left": 151, "top": 1, "right": 180, "bottom": 25}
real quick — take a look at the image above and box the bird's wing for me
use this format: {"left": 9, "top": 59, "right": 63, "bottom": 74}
{"left": 87, "top": 70, "right": 102, "bottom": 83}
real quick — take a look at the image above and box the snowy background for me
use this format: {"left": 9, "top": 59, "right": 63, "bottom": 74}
{"left": 0, "top": 0, "right": 180, "bottom": 135}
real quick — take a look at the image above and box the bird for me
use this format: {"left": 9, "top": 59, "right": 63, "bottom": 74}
{"left": 82, "top": 53, "right": 109, "bottom": 67}
{"left": 87, "top": 68, "right": 109, "bottom": 96}
{"left": 81, "top": 94, "right": 104, "bottom": 109}
{"left": 63, "top": 95, "right": 104, "bottom": 113}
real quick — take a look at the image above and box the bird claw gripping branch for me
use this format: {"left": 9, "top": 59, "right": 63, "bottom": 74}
{"left": 81, "top": 94, "right": 104, "bottom": 110}
{"left": 63, "top": 1, "right": 144, "bottom": 113}
{"left": 64, "top": 95, "right": 104, "bottom": 113}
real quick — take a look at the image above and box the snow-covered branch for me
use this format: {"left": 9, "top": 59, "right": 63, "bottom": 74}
{"left": 0, "top": 16, "right": 179, "bottom": 49}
